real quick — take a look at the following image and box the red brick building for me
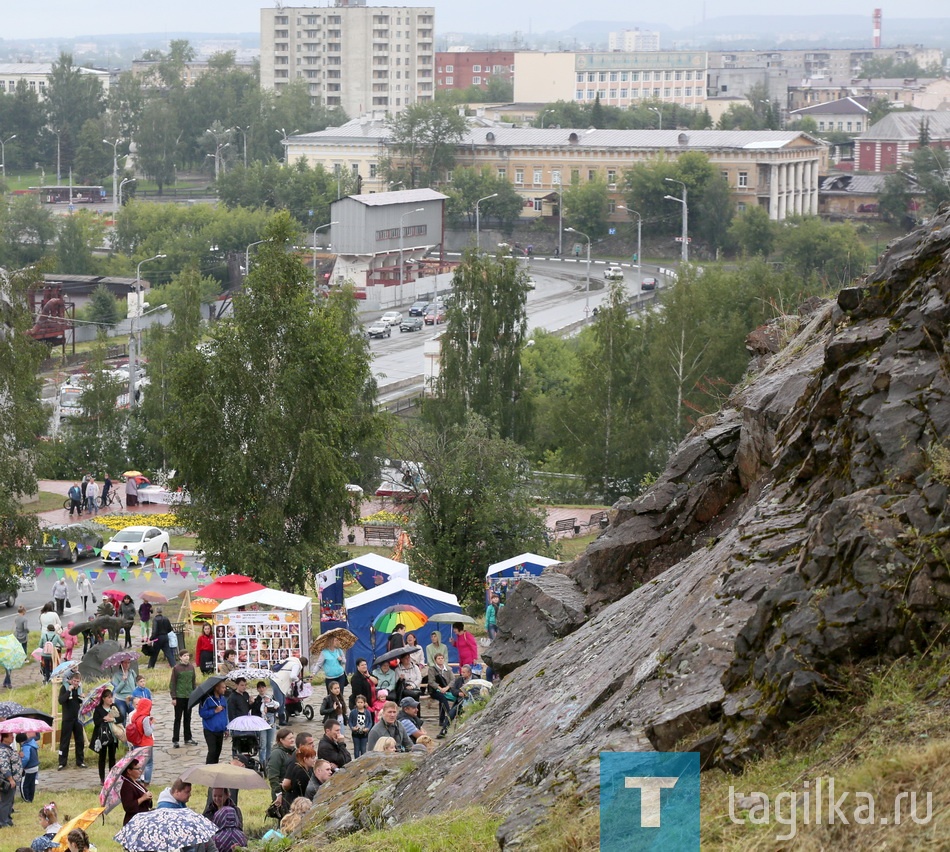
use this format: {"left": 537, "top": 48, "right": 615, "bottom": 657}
{"left": 856, "top": 111, "right": 950, "bottom": 172}
{"left": 436, "top": 51, "right": 514, "bottom": 92}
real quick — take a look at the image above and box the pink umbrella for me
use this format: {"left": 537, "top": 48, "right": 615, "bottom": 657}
{"left": 100, "top": 745, "right": 152, "bottom": 815}
{"left": 0, "top": 716, "right": 53, "bottom": 735}
{"left": 80, "top": 682, "right": 113, "bottom": 726}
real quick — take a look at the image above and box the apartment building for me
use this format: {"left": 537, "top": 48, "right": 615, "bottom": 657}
{"left": 608, "top": 29, "right": 660, "bottom": 52}
{"left": 0, "top": 63, "right": 109, "bottom": 100}
{"left": 709, "top": 46, "right": 942, "bottom": 79}
{"left": 260, "top": 2, "right": 435, "bottom": 117}
{"left": 436, "top": 51, "right": 514, "bottom": 92}
{"left": 513, "top": 51, "right": 708, "bottom": 111}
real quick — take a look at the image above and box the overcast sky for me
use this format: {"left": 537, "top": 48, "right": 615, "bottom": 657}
{"left": 4, "top": 1, "right": 947, "bottom": 39}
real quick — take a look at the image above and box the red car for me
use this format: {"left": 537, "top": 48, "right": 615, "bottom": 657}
{"left": 424, "top": 306, "right": 446, "bottom": 324}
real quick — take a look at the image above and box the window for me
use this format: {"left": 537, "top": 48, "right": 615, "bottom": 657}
{"left": 533, "top": 168, "right": 543, "bottom": 186}
{"left": 818, "top": 121, "right": 826, "bottom": 130}
{"left": 653, "top": 88, "right": 660, "bottom": 98}
{"left": 856, "top": 120, "right": 863, "bottom": 131}
{"left": 551, "top": 169, "right": 562, "bottom": 185}
{"left": 621, "top": 72, "right": 628, "bottom": 81}
{"left": 737, "top": 202, "right": 747, "bottom": 212}
{"left": 664, "top": 88, "right": 671, "bottom": 97}
{"left": 607, "top": 170, "right": 616, "bottom": 184}
{"left": 599, "top": 72, "right": 607, "bottom": 82}
{"left": 370, "top": 163, "right": 378, "bottom": 178}
{"left": 598, "top": 89, "right": 606, "bottom": 99}
{"left": 533, "top": 198, "right": 543, "bottom": 212}
{"left": 515, "top": 168, "right": 524, "bottom": 185}
{"left": 620, "top": 88, "right": 628, "bottom": 98}
{"left": 608, "top": 200, "right": 616, "bottom": 213}
{"left": 571, "top": 169, "right": 580, "bottom": 184}
{"left": 654, "top": 71, "right": 662, "bottom": 81}
{"left": 738, "top": 171, "right": 748, "bottom": 187}
{"left": 587, "top": 72, "right": 595, "bottom": 82}
{"left": 685, "top": 87, "right": 692, "bottom": 97}
{"left": 575, "top": 90, "right": 584, "bottom": 100}
{"left": 609, "top": 89, "right": 617, "bottom": 99}
{"left": 473, "top": 64, "right": 481, "bottom": 72}
{"left": 675, "top": 71, "right": 683, "bottom": 80}
{"left": 577, "top": 73, "right": 584, "bottom": 83}
{"left": 847, "top": 121, "right": 853, "bottom": 132}
{"left": 588, "top": 169, "right": 596, "bottom": 182}
{"left": 674, "top": 88, "right": 681, "bottom": 97}
{"left": 632, "top": 72, "right": 640, "bottom": 82}
{"left": 686, "top": 71, "right": 693, "bottom": 80}
{"left": 473, "top": 76, "right": 481, "bottom": 84}
{"left": 665, "top": 70, "right": 672, "bottom": 81}
{"left": 446, "top": 64, "right": 453, "bottom": 72}
{"left": 498, "top": 168, "right": 507, "bottom": 180}
{"left": 610, "top": 72, "right": 618, "bottom": 82}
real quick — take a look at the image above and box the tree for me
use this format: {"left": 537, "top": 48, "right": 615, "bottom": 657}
{"left": 0, "top": 195, "right": 57, "bottom": 267}
{"left": 44, "top": 53, "right": 106, "bottom": 173}
{"left": 563, "top": 178, "right": 611, "bottom": 241}
{"left": 0, "top": 265, "right": 46, "bottom": 601}
{"left": 444, "top": 167, "right": 522, "bottom": 233}
{"left": 877, "top": 171, "right": 916, "bottom": 225}
{"left": 907, "top": 146, "right": 950, "bottom": 214}
{"left": 87, "top": 284, "right": 120, "bottom": 327}
{"left": 426, "top": 250, "right": 531, "bottom": 442}
{"left": 729, "top": 205, "right": 776, "bottom": 257}
{"left": 56, "top": 210, "right": 106, "bottom": 276}
{"left": 397, "top": 416, "right": 550, "bottom": 604}
{"left": 381, "top": 103, "right": 468, "bottom": 188}
{"left": 135, "top": 100, "right": 180, "bottom": 194}
{"left": 166, "top": 212, "right": 379, "bottom": 590}
{"left": 776, "top": 217, "right": 868, "bottom": 287}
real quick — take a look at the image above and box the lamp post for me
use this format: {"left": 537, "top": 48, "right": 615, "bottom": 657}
{"left": 130, "top": 254, "right": 166, "bottom": 408}
{"left": 54, "top": 130, "right": 61, "bottom": 183}
{"left": 551, "top": 183, "right": 563, "bottom": 257}
{"left": 564, "top": 226, "right": 591, "bottom": 317}
{"left": 208, "top": 142, "right": 229, "bottom": 180}
{"left": 540, "top": 109, "right": 555, "bottom": 128}
{"left": 245, "top": 239, "right": 267, "bottom": 277}
{"left": 474, "top": 192, "right": 497, "bottom": 252}
{"left": 1, "top": 134, "right": 15, "bottom": 181}
{"left": 400, "top": 207, "right": 424, "bottom": 304}
{"left": 618, "top": 206, "right": 642, "bottom": 294}
{"left": 119, "top": 177, "right": 136, "bottom": 207}
{"left": 312, "top": 221, "right": 338, "bottom": 289}
{"left": 233, "top": 125, "right": 250, "bottom": 168}
{"left": 664, "top": 177, "right": 688, "bottom": 263}
{"left": 649, "top": 106, "right": 662, "bottom": 130}
{"left": 103, "top": 138, "right": 120, "bottom": 222}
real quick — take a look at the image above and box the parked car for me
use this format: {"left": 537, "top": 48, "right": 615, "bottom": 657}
{"left": 408, "top": 301, "right": 429, "bottom": 317}
{"left": 604, "top": 265, "right": 624, "bottom": 280}
{"left": 380, "top": 311, "right": 403, "bottom": 326}
{"left": 424, "top": 305, "right": 446, "bottom": 325}
{"left": 102, "top": 525, "right": 170, "bottom": 565}
{"left": 367, "top": 320, "right": 392, "bottom": 338}
{"left": 641, "top": 277, "right": 658, "bottom": 290}
{"left": 35, "top": 523, "right": 105, "bottom": 564}
{"left": 400, "top": 316, "right": 425, "bottom": 332}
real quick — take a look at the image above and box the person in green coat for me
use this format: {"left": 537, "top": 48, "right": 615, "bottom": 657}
{"left": 485, "top": 593, "right": 501, "bottom": 641}
{"left": 169, "top": 650, "right": 198, "bottom": 748}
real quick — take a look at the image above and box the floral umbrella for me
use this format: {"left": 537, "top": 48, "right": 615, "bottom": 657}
{"left": 227, "top": 715, "right": 271, "bottom": 733}
{"left": 0, "top": 635, "right": 27, "bottom": 670}
{"left": 100, "top": 745, "right": 152, "bottom": 814}
{"left": 79, "top": 682, "right": 113, "bottom": 726}
{"left": 0, "top": 716, "right": 53, "bottom": 735}
{"left": 0, "top": 700, "right": 26, "bottom": 720}
{"left": 227, "top": 667, "right": 275, "bottom": 682}
{"left": 373, "top": 604, "right": 428, "bottom": 634}
{"left": 101, "top": 650, "right": 140, "bottom": 669}
{"left": 49, "top": 659, "right": 81, "bottom": 680}
{"left": 115, "top": 809, "right": 218, "bottom": 851}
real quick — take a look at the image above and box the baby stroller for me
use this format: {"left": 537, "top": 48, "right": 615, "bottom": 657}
{"left": 231, "top": 733, "right": 263, "bottom": 776}
{"left": 283, "top": 678, "right": 314, "bottom": 721}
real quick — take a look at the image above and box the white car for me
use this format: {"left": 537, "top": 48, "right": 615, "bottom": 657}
{"left": 102, "top": 525, "right": 170, "bottom": 565}
{"left": 380, "top": 311, "right": 403, "bottom": 326}
{"left": 604, "top": 265, "right": 624, "bottom": 280}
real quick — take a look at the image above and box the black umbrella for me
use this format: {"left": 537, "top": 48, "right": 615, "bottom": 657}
{"left": 187, "top": 675, "right": 229, "bottom": 711}
{"left": 19, "top": 708, "right": 54, "bottom": 726}
{"left": 374, "top": 646, "right": 414, "bottom": 667}
{"left": 77, "top": 641, "right": 124, "bottom": 681}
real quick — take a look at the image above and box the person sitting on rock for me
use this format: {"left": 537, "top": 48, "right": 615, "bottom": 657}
{"left": 315, "top": 720, "right": 351, "bottom": 770}
{"left": 394, "top": 653, "right": 422, "bottom": 706}
{"left": 396, "top": 697, "right": 427, "bottom": 743}
{"left": 438, "top": 664, "right": 478, "bottom": 738}
{"left": 366, "top": 701, "right": 411, "bottom": 753}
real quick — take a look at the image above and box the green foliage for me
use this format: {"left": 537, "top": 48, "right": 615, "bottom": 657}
{"left": 135, "top": 99, "right": 179, "bottom": 193}
{"left": 776, "top": 216, "right": 868, "bottom": 286}
{"left": 426, "top": 250, "right": 531, "bottom": 442}
{"left": 877, "top": 172, "right": 916, "bottom": 225}
{"left": 906, "top": 146, "right": 950, "bottom": 214}
{"left": 435, "top": 77, "right": 513, "bottom": 104}
{"left": 87, "top": 284, "right": 120, "bottom": 328}
{"left": 445, "top": 167, "right": 523, "bottom": 233}
{"left": 44, "top": 53, "right": 106, "bottom": 174}
{"left": 534, "top": 99, "right": 710, "bottom": 131}
{"left": 729, "top": 206, "right": 776, "bottom": 257}
{"left": 166, "top": 212, "right": 379, "bottom": 591}
{"left": 56, "top": 210, "right": 106, "bottom": 275}
{"left": 381, "top": 103, "right": 468, "bottom": 188}
{"left": 0, "top": 195, "right": 57, "bottom": 267}
{"left": 397, "top": 415, "right": 550, "bottom": 604}
{"left": 0, "top": 265, "right": 46, "bottom": 599}
{"left": 859, "top": 56, "right": 931, "bottom": 78}
{"left": 563, "top": 178, "right": 611, "bottom": 241}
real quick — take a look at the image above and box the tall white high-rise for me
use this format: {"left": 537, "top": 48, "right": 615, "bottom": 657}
{"left": 260, "top": 3, "right": 435, "bottom": 118}
{"left": 608, "top": 29, "right": 661, "bottom": 52}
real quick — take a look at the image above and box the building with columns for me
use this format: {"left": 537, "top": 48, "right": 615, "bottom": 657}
{"left": 285, "top": 124, "right": 826, "bottom": 222}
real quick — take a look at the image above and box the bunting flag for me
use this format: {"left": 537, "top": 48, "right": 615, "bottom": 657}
{"left": 34, "top": 566, "right": 44, "bottom": 577}
{"left": 132, "top": 569, "right": 142, "bottom": 579}
{"left": 87, "top": 570, "right": 100, "bottom": 582}
{"left": 119, "top": 569, "right": 129, "bottom": 582}
{"left": 65, "top": 569, "right": 78, "bottom": 581}
{"left": 55, "top": 568, "right": 66, "bottom": 580}
{"left": 107, "top": 571, "right": 117, "bottom": 582}
{"left": 144, "top": 571, "right": 152, "bottom": 581}
{"left": 93, "top": 548, "right": 102, "bottom": 556}
{"left": 159, "top": 571, "right": 169, "bottom": 582}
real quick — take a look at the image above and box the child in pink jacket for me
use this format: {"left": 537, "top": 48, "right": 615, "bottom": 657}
{"left": 61, "top": 622, "right": 78, "bottom": 660}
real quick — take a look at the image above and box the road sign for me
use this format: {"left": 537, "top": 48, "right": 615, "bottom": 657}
{"left": 674, "top": 237, "right": 692, "bottom": 243}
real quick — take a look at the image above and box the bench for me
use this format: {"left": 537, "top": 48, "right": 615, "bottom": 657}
{"left": 363, "top": 525, "right": 398, "bottom": 546}
{"left": 553, "top": 518, "right": 578, "bottom": 538}
{"left": 585, "top": 511, "right": 608, "bottom": 530}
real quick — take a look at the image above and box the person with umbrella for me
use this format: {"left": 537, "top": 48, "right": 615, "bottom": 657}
{"left": 0, "top": 728, "right": 22, "bottom": 826}
{"left": 17, "top": 731, "right": 40, "bottom": 801}
{"left": 198, "top": 679, "right": 228, "bottom": 764}
{"left": 93, "top": 689, "right": 120, "bottom": 783}
{"left": 111, "top": 658, "right": 136, "bottom": 719}
{"left": 58, "top": 671, "right": 87, "bottom": 770}
{"left": 314, "top": 635, "right": 347, "bottom": 695}
{"left": 125, "top": 474, "right": 138, "bottom": 508}
{"left": 170, "top": 651, "right": 198, "bottom": 749}
{"left": 125, "top": 698, "right": 155, "bottom": 783}
{"left": 119, "top": 758, "right": 152, "bottom": 825}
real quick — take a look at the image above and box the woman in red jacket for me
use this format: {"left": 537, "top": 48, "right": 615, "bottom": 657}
{"left": 195, "top": 623, "right": 215, "bottom": 674}
{"left": 450, "top": 623, "right": 478, "bottom": 669}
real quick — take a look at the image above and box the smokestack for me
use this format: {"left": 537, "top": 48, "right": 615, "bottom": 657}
{"left": 873, "top": 8, "right": 882, "bottom": 49}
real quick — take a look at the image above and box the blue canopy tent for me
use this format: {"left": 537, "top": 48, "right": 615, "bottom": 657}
{"left": 485, "top": 552, "right": 560, "bottom": 604}
{"left": 344, "top": 578, "right": 463, "bottom": 671}
{"left": 329, "top": 553, "right": 410, "bottom": 592}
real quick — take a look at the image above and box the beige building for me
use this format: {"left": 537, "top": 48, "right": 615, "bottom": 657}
{"left": 710, "top": 46, "right": 943, "bottom": 79}
{"left": 514, "top": 50, "right": 708, "bottom": 111}
{"left": 286, "top": 123, "right": 826, "bottom": 222}
{"left": 0, "top": 63, "right": 109, "bottom": 100}
{"left": 260, "top": 3, "right": 435, "bottom": 116}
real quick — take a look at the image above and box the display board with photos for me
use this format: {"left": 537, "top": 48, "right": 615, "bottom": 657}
{"left": 211, "top": 607, "right": 311, "bottom": 672}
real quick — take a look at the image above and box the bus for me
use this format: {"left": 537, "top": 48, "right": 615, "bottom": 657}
{"left": 29, "top": 185, "right": 105, "bottom": 205}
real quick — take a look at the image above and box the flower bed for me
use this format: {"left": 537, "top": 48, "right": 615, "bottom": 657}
{"left": 358, "top": 509, "right": 409, "bottom": 527}
{"left": 96, "top": 513, "right": 185, "bottom": 534}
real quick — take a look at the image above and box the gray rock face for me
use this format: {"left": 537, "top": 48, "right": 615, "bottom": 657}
{"left": 403, "top": 211, "right": 950, "bottom": 845}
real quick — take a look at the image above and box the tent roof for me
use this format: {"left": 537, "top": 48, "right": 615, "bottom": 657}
{"left": 345, "top": 577, "right": 460, "bottom": 611}
{"left": 328, "top": 552, "right": 409, "bottom": 576}
{"left": 213, "top": 588, "right": 312, "bottom": 613}
{"left": 486, "top": 552, "right": 560, "bottom": 577}
{"left": 195, "top": 574, "right": 266, "bottom": 600}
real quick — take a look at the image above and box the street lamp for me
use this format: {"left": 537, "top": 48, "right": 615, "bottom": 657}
{"left": 564, "top": 226, "right": 591, "bottom": 317}
{"left": 618, "top": 206, "right": 642, "bottom": 294}
{"left": 540, "top": 109, "right": 556, "bottom": 128}
{"left": 208, "top": 142, "right": 230, "bottom": 180}
{"left": 312, "top": 221, "right": 338, "bottom": 289}
{"left": 649, "top": 106, "right": 662, "bottom": 130}
{"left": 54, "top": 129, "right": 61, "bottom": 183}
{"left": 119, "top": 177, "right": 136, "bottom": 207}
{"left": 130, "top": 254, "right": 166, "bottom": 408}
{"left": 400, "top": 207, "right": 425, "bottom": 304}
{"left": 474, "top": 192, "right": 497, "bottom": 252}
{"left": 551, "top": 181, "right": 563, "bottom": 257}
{"left": 245, "top": 239, "right": 267, "bottom": 277}
{"left": 103, "top": 138, "right": 120, "bottom": 222}
{"left": 232, "top": 125, "right": 250, "bottom": 168}
{"left": 1, "top": 134, "right": 15, "bottom": 182}
{"left": 663, "top": 177, "right": 688, "bottom": 263}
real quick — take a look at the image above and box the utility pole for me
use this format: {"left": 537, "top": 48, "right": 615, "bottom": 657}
{"left": 103, "top": 138, "right": 119, "bottom": 222}
{"left": 664, "top": 177, "right": 688, "bottom": 263}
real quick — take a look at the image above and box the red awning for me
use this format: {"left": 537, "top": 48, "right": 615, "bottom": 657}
{"left": 194, "top": 574, "right": 267, "bottom": 600}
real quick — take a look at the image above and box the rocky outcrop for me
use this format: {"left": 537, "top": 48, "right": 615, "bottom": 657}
{"left": 398, "top": 210, "right": 950, "bottom": 845}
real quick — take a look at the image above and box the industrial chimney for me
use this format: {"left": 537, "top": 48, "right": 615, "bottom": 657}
{"left": 873, "top": 8, "right": 882, "bottom": 49}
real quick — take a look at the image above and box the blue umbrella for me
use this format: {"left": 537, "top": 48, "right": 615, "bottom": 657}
{"left": 114, "top": 808, "right": 218, "bottom": 851}
{"left": 49, "top": 659, "right": 81, "bottom": 680}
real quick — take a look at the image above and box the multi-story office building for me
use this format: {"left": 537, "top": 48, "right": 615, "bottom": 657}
{"left": 436, "top": 51, "right": 514, "bottom": 92}
{"left": 0, "top": 63, "right": 109, "bottom": 100}
{"left": 260, "top": 1, "right": 435, "bottom": 117}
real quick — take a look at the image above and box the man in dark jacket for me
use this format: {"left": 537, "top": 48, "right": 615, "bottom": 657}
{"left": 316, "top": 720, "right": 351, "bottom": 769}
{"left": 58, "top": 671, "right": 86, "bottom": 769}
{"left": 366, "top": 701, "right": 411, "bottom": 752}
{"left": 169, "top": 651, "right": 198, "bottom": 748}
{"left": 147, "top": 608, "right": 176, "bottom": 668}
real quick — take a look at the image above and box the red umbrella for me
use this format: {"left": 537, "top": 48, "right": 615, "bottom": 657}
{"left": 102, "top": 589, "right": 126, "bottom": 603}
{"left": 195, "top": 574, "right": 267, "bottom": 600}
